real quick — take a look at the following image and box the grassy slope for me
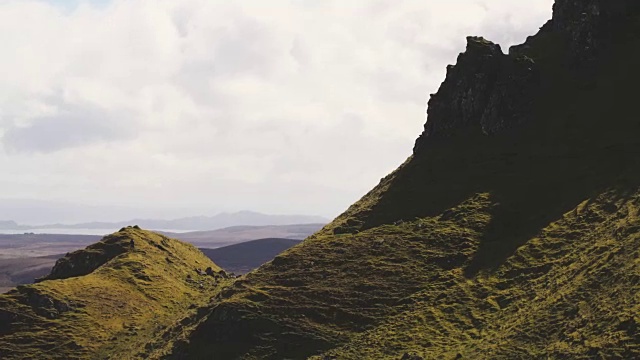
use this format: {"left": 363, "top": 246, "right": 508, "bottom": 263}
{"left": 316, "top": 189, "right": 640, "bottom": 359}
{"left": 0, "top": 228, "right": 231, "bottom": 360}
{"left": 167, "top": 195, "right": 494, "bottom": 359}
{"left": 163, "top": 12, "right": 640, "bottom": 360}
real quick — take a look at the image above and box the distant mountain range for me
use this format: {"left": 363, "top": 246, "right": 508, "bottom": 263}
{"left": 0, "top": 211, "right": 328, "bottom": 231}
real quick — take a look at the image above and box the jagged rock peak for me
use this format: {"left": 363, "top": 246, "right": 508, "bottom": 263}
{"left": 414, "top": 0, "right": 640, "bottom": 152}
{"left": 464, "top": 36, "right": 503, "bottom": 57}
{"left": 413, "top": 36, "right": 538, "bottom": 151}
{"left": 39, "top": 227, "right": 140, "bottom": 281}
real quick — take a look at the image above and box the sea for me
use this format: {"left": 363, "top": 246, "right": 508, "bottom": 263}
{"left": 0, "top": 228, "right": 195, "bottom": 236}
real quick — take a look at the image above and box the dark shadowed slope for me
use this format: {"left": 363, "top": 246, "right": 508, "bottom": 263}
{"left": 200, "top": 238, "right": 302, "bottom": 274}
{"left": 158, "top": 1, "right": 640, "bottom": 359}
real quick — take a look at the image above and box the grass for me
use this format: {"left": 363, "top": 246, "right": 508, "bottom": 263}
{"left": 0, "top": 227, "right": 232, "bottom": 360}
{"left": 314, "top": 188, "right": 640, "bottom": 359}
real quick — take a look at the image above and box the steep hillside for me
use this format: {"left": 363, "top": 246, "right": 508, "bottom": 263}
{"left": 315, "top": 189, "right": 640, "bottom": 359}
{"left": 0, "top": 227, "right": 232, "bottom": 360}
{"left": 161, "top": 0, "right": 640, "bottom": 359}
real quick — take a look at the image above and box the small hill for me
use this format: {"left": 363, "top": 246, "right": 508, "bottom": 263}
{"left": 0, "top": 224, "right": 321, "bottom": 294}
{"left": 0, "top": 227, "right": 231, "bottom": 360}
{"left": 200, "top": 238, "right": 302, "bottom": 274}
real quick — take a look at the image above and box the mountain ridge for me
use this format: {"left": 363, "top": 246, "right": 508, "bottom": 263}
{"left": 0, "top": 227, "right": 231, "bottom": 359}
{"left": 157, "top": 0, "right": 640, "bottom": 358}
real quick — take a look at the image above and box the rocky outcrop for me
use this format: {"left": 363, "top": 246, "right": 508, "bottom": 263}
{"left": 413, "top": 37, "right": 539, "bottom": 150}
{"left": 414, "top": 0, "right": 640, "bottom": 152}
{"left": 39, "top": 232, "right": 133, "bottom": 281}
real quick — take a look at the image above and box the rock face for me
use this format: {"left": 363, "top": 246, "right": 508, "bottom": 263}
{"left": 414, "top": 36, "right": 538, "bottom": 148}
{"left": 414, "top": 0, "right": 640, "bottom": 151}
{"left": 39, "top": 230, "right": 133, "bottom": 281}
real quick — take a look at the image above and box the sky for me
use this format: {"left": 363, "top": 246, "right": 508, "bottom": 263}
{"left": 0, "top": 0, "right": 554, "bottom": 223}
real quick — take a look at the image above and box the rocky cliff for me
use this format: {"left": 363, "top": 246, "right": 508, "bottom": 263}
{"left": 417, "top": 0, "right": 640, "bottom": 149}
{"left": 414, "top": 36, "right": 538, "bottom": 144}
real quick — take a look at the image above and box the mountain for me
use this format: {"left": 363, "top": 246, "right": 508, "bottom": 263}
{"left": 154, "top": 1, "right": 640, "bottom": 359}
{"left": 3, "top": 0, "right": 640, "bottom": 359}
{"left": 3, "top": 211, "right": 328, "bottom": 232}
{"left": 0, "top": 227, "right": 231, "bottom": 359}
{"left": 200, "top": 238, "right": 302, "bottom": 275}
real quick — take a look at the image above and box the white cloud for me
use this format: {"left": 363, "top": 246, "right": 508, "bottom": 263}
{"left": 0, "top": 0, "right": 553, "bottom": 220}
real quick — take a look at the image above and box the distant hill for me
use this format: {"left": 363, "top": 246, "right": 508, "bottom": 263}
{"left": 165, "top": 223, "right": 323, "bottom": 247}
{"left": 0, "top": 236, "right": 302, "bottom": 294}
{"left": 200, "top": 238, "right": 302, "bottom": 275}
{"left": 0, "top": 254, "right": 62, "bottom": 293}
{"left": 1, "top": 211, "right": 328, "bottom": 232}
{"left": 0, "top": 221, "right": 19, "bottom": 229}
{"left": 0, "top": 224, "right": 320, "bottom": 293}
{"left": 0, "top": 233, "right": 101, "bottom": 259}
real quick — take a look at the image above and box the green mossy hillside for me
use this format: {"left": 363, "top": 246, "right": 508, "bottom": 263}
{"left": 314, "top": 188, "right": 640, "bottom": 359}
{"left": 166, "top": 195, "right": 495, "bottom": 359}
{"left": 165, "top": 187, "right": 640, "bottom": 360}
{"left": 0, "top": 227, "right": 231, "bottom": 360}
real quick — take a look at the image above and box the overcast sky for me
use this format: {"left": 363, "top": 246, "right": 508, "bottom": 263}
{"left": 0, "top": 0, "right": 553, "bottom": 222}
